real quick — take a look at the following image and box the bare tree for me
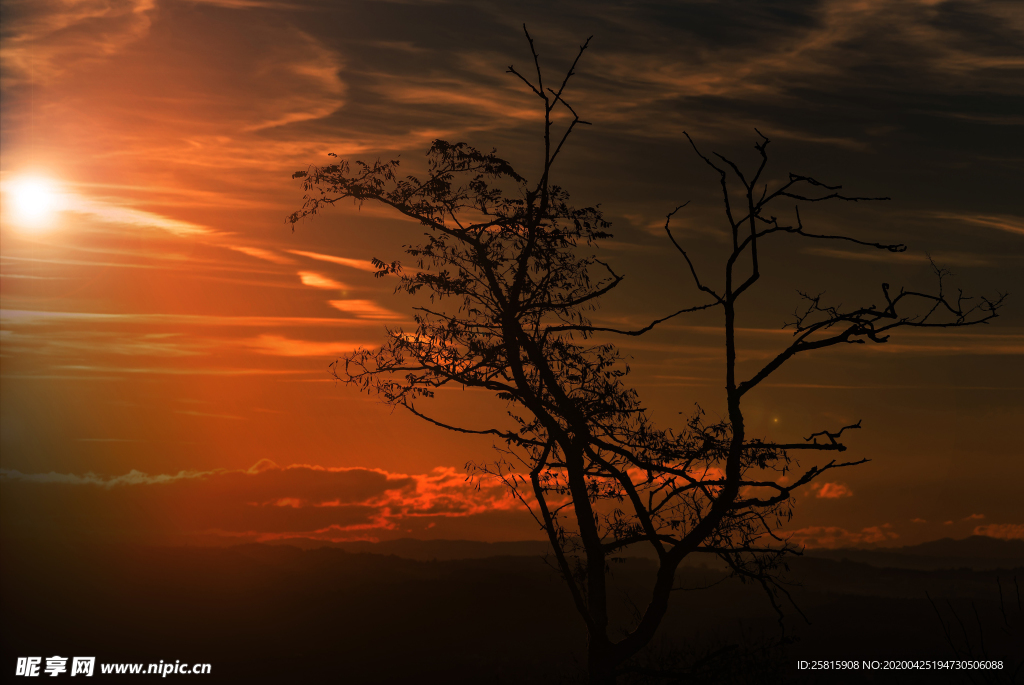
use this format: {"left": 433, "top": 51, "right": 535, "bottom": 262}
{"left": 288, "top": 28, "right": 1005, "bottom": 685}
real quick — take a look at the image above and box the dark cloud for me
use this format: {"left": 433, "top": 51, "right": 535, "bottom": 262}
{"left": 0, "top": 462, "right": 520, "bottom": 543}
{"left": 787, "top": 524, "right": 899, "bottom": 549}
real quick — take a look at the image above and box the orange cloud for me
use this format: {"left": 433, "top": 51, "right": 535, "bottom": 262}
{"left": 388, "top": 467, "right": 520, "bottom": 518}
{"left": 973, "top": 523, "right": 1024, "bottom": 541}
{"left": 298, "top": 271, "right": 346, "bottom": 290}
{"left": 241, "top": 334, "right": 364, "bottom": 357}
{"left": 0, "top": 461, "right": 520, "bottom": 544}
{"left": 329, "top": 299, "right": 402, "bottom": 320}
{"left": 288, "top": 250, "right": 378, "bottom": 272}
{"left": 0, "top": 0, "right": 156, "bottom": 86}
{"left": 815, "top": 482, "right": 852, "bottom": 499}
{"left": 227, "top": 246, "right": 296, "bottom": 265}
{"left": 964, "top": 513, "right": 985, "bottom": 521}
{"left": 0, "top": 309, "right": 381, "bottom": 328}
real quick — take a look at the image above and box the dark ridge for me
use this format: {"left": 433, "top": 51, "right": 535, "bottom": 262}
{"left": 2, "top": 538, "right": 1021, "bottom": 683}
{"left": 257, "top": 534, "right": 1024, "bottom": 569}
{"left": 805, "top": 535, "right": 1024, "bottom": 571}
{"left": 260, "top": 536, "right": 553, "bottom": 560}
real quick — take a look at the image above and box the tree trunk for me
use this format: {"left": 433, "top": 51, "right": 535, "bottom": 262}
{"left": 587, "top": 646, "right": 617, "bottom": 685}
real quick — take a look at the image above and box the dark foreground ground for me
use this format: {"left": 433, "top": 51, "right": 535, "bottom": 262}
{"left": 2, "top": 537, "right": 1021, "bottom": 684}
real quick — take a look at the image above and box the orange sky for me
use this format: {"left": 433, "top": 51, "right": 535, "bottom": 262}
{"left": 1, "top": 0, "right": 1022, "bottom": 549}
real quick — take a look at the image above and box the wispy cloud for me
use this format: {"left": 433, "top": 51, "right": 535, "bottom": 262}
{"left": 241, "top": 334, "right": 365, "bottom": 357}
{"left": 932, "top": 212, "right": 1024, "bottom": 237}
{"left": 328, "top": 299, "right": 402, "bottom": 320}
{"left": 861, "top": 341, "right": 1024, "bottom": 356}
{"left": 76, "top": 438, "right": 144, "bottom": 443}
{"left": 188, "top": 0, "right": 310, "bottom": 13}
{"left": 803, "top": 246, "right": 990, "bottom": 267}
{"left": 288, "top": 250, "right": 378, "bottom": 272}
{"left": 227, "top": 245, "right": 296, "bottom": 265}
{"left": 297, "top": 271, "right": 346, "bottom": 289}
{"left": 0, "top": 0, "right": 156, "bottom": 85}
{"left": 0, "top": 467, "right": 210, "bottom": 488}
{"left": 0, "top": 329, "right": 205, "bottom": 358}
{"left": 0, "top": 309, "right": 383, "bottom": 328}
{"left": 175, "top": 410, "right": 245, "bottom": 420}
{"left": 49, "top": 364, "right": 310, "bottom": 377}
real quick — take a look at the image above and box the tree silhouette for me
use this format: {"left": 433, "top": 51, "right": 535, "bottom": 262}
{"left": 288, "top": 28, "right": 1005, "bottom": 685}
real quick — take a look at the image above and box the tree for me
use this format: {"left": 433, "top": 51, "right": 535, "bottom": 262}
{"left": 288, "top": 28, "right": 1004, "bottom": 685}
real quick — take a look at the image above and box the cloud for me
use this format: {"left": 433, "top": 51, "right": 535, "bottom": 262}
{"left": 328, "top": 299, "right": 402, "bottom": 320}
{"left": 373, "top": 77, "right": 537, "bottom": 124}
{"left": 932, "top": 213, "right": 1024, "bottom": 237}
{"left": 0, "top": 0, "right": 156, "bottom": 85}
{"left": 0, "top": 467, "right": 211, "bottom": 488}
{"left": 514, "top": 0, "right": 1024, "bottom": 148}
{"left": 815, "top": 482, "right": 852, "bottom": 499}
{"left": 964, "top": 513, "right": 985, "bottom": 521}
{"left": 77, "top": 438, "right": 144, "bottom": 443}
{"left": 394, "top": 467, "right": 521, "bottom": 518}
{"left": 787, "top": 524, "right": 898, "bottom": 549}
{"left": 0, "top": 329, "right": 205, "bottom": 358}
{"left": 227, "top": 246, "right": 296, "bottom": 265}
{"left": 297, "top": 271, "right": 346, "bottom": 289}
{"left": 188, "top": 0, "right": 305, "bottom": 11}
{"left": 71, "top": 197, "right": 213, "bottom": 237}
{"left": 175, "top": 410, "right": 244, "bottom": 420}
{"left": 241, "top": 334, "right": 364, "bottom": 357}
{"left": 973, "top": 523, "right": 1024, "bottom": 541}
{"left": 243, "top": 27, "right": 345, "bottom": 132}
{"left": 0, "top": 461, "right": 517, "bottom": 543}
{"left": 287, "top": 250, "right": 378, "bottom": 272}
{"left": 46, "top": 364, "right": 308, "bottom": 377}
{"left": 802, "top": 246, "right": 990, "bottom": 267}
{"left": 0, "top": 309, "right": 382, "bottom": 328}
{"left": 860, "top": 340, "right": 1024, "bottom": 356}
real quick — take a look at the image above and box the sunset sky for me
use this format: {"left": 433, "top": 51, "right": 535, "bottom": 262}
{"left": 1, "top": 0, "right": 1021, "bottom": 550}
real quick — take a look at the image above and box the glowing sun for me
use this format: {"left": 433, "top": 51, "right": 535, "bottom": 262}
{"left": 5, "top": 177, "right": 61, "bottom": 230}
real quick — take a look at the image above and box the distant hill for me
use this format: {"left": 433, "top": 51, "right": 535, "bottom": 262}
{"left": 264, "top": 537, "right": 726, "bottom": 565}
{"left": 3, "top": 538, "right": 1021, "bottom": 683}
{"left": 263, "top": 536, "right": 553, "bottom": 560}
{"left": 262, "top": 535, "right": 1024, "bottom": 570}
{"left": 806, "top": 535, "right": 1024, "bottom": 570}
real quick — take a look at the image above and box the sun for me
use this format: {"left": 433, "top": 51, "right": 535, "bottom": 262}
{"left": 4, "top": 176, "right": 62, "bottom": 231}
